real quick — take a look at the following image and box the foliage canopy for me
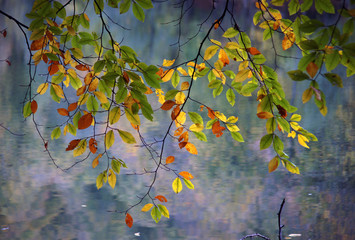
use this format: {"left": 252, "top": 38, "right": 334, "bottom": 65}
{"left": 1, "top": 0, "right": 354, "bottom": 228}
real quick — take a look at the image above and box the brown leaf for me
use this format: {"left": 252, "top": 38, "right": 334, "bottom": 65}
{"left": 31, "top": 100, "right": 38, "bottom": 114}
{"left": 68, "top": 102, "right": 78, "bottom": 112}
{"left": 257, "top": 112, "right": 274, "bottom": 119}
{"left": 306, "top": 62, "right": 318, "bottom": 78}
{"left": 48, "top": 64, "right": 59, "bottom": 76}
{"left": 66, "top": 139, "right": 81, "bottom": 151}
{"left": 76, "top": 86, "right": 86, "bottom": 96}
{"left": 123, "top": 71, "right": 130, "bottom": 83}
{"left": 166, "top": 156, "right": 175, "bottom": 164}
{"left": 214, "top": 19, "right": 221, "bottom": 29}
{"left": 57, "top": 108, "right": 69, "bottom": 116}
{"left": 276, "top": 105, "right": 287, "bottom": 118}
{"left": 30, "top": 36, "right": 46, "bottom": 51}
{"left": 5, "top": 59, "right": 11, "bottom": 66}
{"left": 161, "top": 100, "right": 175, "bottom": 111}
{"left": 3, "top": 29, "right": 7, "bottom": 38}
{"left": 247, "top": 47, "right": 261, "bottom": 55}
{"left": 178, "top": 141, "right": 187, "bottom": 149}
{"left": 89, "top": 138, "right": 97, "bottom": 154}
{"left": 125, "top": 213, "right": 133, "bottom": 228}
{"left": 178, "top": 131, "right": 189, "bottom": 142}
{"left": 78, "top": 113, "right": 93, "bottom": 130}
{"left": 171, "top": 105, "right": 180, "bottom": 120}
{"left": 75, "top": 64, "right": 89, "bottom": 71}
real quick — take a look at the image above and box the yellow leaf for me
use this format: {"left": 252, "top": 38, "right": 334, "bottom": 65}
{"left": 141, "top": 203, "right": 154, "bottom": 212}
{"left": 118, "top": 129, "right": 136, "bottom": 144}
{"left": 158, "top": 204, "right": 170, "bottom": 218}
{"left": 155, "top": 89, "right": 165, "bottom": 105}
{"left": 92, "top": 154, "right": 102, "bottom": 168}
{"left": 290, "top": 122, "right": 300, "bottom": 131}
{"left": 320, "top": 105, "right": 328, "bottom": 116}
{"left": 238, "top": 61, "right": 249, "bottom": 71}
{"left": 204, "top": 45, "right": 219, "bottom": 60}
{"left": 214, "top": 59, "right": 224, "bottom": 70}
{"left": 268, "top": 156, "right": 279, "bottom": 173}
{"left": 287, "top": 131, "right": 296, "bottom": 138}
{"left": 108, "top": 169, "right": 116, "bottom": 189}
{"left": 212, "top": 69, "right": 226, "bottom": 84}
{"left": 162, "top": 69, "right": 174, "bottom": 82}
{"left": 215, "top": 111, "right": 227, "bottom": 122}
{"left": 37, "top": 83, "right": 49, "bottom": 95}
{"left": 105, "top": 130, "right": 115, "bottom": 150}
{"left": 109, "top": 107, "right": 121, "bottom": 125}
{"left": 218, "top": 49, "right": 230, "bottom": 66}
{"left": 52, "top": 84, "right": 64, "bottom": 98}
{"left": 172, "top": 177, "right": 182, "bottom": 194}
{"left": 225, "top": 42, "right": 240, "bottom": 49}
{"left": 163, "top": 59, "right": 175, "bottom": 67}
{"left": 78, "top": 93, "right": 89, "bottom": 105}
{"left": 73, "top": 139, "right": 87, "bottom": 157}
{"left": 32, "top": 50, "right": 42, "bottom": 65}
{"left": 96, "top": 172, "right": 104, "bottom": 190}
{"left": 234, "top": 68, "right": 251, "bottom": 82}
{"left": 302, "top": 88, "right": 313, "bottom": 103}
{"left": 175, "top": 111, "right": 186, "bottom": 127}
{"left": 226, "top": 123, "right": 240, "bottom": 132}
{"left": 175, "top": 92, "right": 186, "bottom": 105}
{"left": 210, "top": 39, "right": 222, "bottom": 46}
{"left": 298, "top": 134, "right": 310, "bottom": 149}
{"left": 290, "top": 114, "right": 301, "bottom": 121}
{"left": 177, "top": 67, "right": 188, "bottom": 76}
{"left": 94, "top": 91, "right": 108, "bottom": 103}
{"left": 185, "top": 142, "right": 198, "bottom": 155}
{"left": 189, "top": 123, "right": 204, "bottom": 132}
{"left": 64, "top": 50, "right": 71, "bottom": 65}
{"left": 227, "top": 116, "right": 238, "bottom": 123}
{"left": 125, "top": 108, "right": 140, "bottom": 126}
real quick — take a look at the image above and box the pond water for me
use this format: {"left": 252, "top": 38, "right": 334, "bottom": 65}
{"left": 0, "top": 1, "right": 354, "bottom": 240}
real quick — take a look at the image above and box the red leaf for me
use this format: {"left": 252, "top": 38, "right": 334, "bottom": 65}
{"left": 68, "top": 102, "right": 78, "bottom": 112}
{"left": 31, "top": 100, "right": 38, "bottom": 114}
{"left": 3, "top": 29, "right": 7, "bottom": 38}
{"left": 89, "top": 138, "right": 97, "bottom": 154}
{"left": 78, "top": 113, "right": 93, "bottom": 130}
{"left": 276, "top": 105, "right": 287, "bottom": 118}
{"left": 5, "top": 59, "right": 11, "bottom": 66}
{"left": 57, "top": 108, "right": 69, "bottom": 116}
{"left": 66, "top": 139, "right": 81, "bottom": 151}
{"left": 247, "top": 47, "right": 261, "bottom": 55}
{"left": 161, "top": 100, "right": 175, "bottom": 111}
{"left": 125, "top": 213, "right": 133, "bottom": 228}
{"left": 155, "top": 195, "right": 168, "bottom": 202}
{"left": 48, "top": 64, "right": 59, "bottom": 75}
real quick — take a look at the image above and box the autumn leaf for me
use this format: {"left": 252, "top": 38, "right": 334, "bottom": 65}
{"left": 141, "top": 203, "right": 154, "bottom": 212}
{"left": 175, "top": 92, "right": 186, "bottom": 105}
{"left": 161, "top": 100, "right": 176, "bottom": 111}
{"left": 31, "top": 100, "right": 38, "bottom": 114}
{"left": 166, "top": 156, "right": 175, "bottom": 164}
{"left": 247, "top": 47, "right": 261, "bottom": 55}
{"left": 68, "top": 102, "right": 78, "bottom": 112}
{"left": 163, "top": 59, "right": 175, "bottom": 67}
{"left": 179, "top": 171, "right": 194, "bottom": 180}
{"left": 218, "top": 49, "right": 230, "bottom": 66}
{"left": 257, "top": 112, "right": 274, "bottom": 119}
{"left": 213, "top": 19, "right": 221, "bottom": 29}
{"left": 185, "top": 142, "right": 198, "bottom": 155}
{"left": 172, "top": 177, "right": 183, "bottom": 194}
{"left": 30, "top": 36, "right": 46, "bottom": 51}
{"left": 158, "top": 204, "right": 170, "bottom": 218}
{"left": 155, "top": 195, "right": 168, "bottom": 202}
{"left": 92, "top": 154, "right": 102, "bottom": 168}
{"left": 125, "top": 213, "right": 133, "bottom": 228}
{"left": 174, "top": 127, "right": 183, "bottom": 136}
{"left": 162, "top": 69, "right": 174, "bottom": 82}
{"left": 268, "top": 156, "right": 279, "bottom": 173}
{"left": 118, "top": 129, "right": 136, "bottom": 144}
{"left": 105, "top": 130, "right": 115, "bottom": 149}
{"left": 48, "top": 64, "right": 59, "bottom": 75}
{"left": 57, "top": 108, "right": 69, "bottom": 116}
{"left": 181, "top": 81, "right": 190, "bottom": 90}
{"left": 73, "top": 139, "right": 87, "bottom": 157}
{"left": 306, "top": 62, "right": 318, "bottom": 78}
{"left": 298, "top": 134, "right": 310, "bottom": 148}
{"left": 204, "top": 45, "right": 219, "bottom": 60}
{"left": 282, "top": 32, "right": 295, "bottom": 50}
{"left": 212, "top": 121, "right": 226, "bottom": 137}
{"left": 66, "top": 139, "right": 81, "bottom": 151}
{"left": 37, "top": 83, "right": 49, "bottom": 95}
{"left": 108, "top": 169, "right": 116, "bottom": 189}
{"left": 89, "top": 138, "right": 97, "bottom": 154}
{"left": 78, "top": 113, "right": 93, "bottom": 129}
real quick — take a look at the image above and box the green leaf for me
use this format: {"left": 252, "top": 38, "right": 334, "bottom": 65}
{"left": 287, "top": 70, "right": 309, "bottom": 81}
{"left": 93, "top": 0, "right": 104, "bottom": 14}
{"left": 118, "top": 129, "right": 136, "bottom": 144}
{"left": 105, "top": 130, "right": 115, "bottom": 149}
{"left": 125, "top": 108, "right": 140, "bottom": 125}
{"left": 240, "top": 82, "right": 258, "bottom": 95}
{"left": 23, "top": 101, "right": 32, "bottom": 118}
{"left": 53, "top": 1, "right": 66, "bottom": 18}
{"left": 231, "top": 132, "right": 244, "bottom": 142}
{"left": 188, "top": 112, "right": 203, "bottom": 125}
{"left": 171, "top": 71, "right": 180, "bottom": 88}
{"left": 273, "top": 135, "right": 284, "bottom": 154}
{"left": 288, "top": 0, "right": 300, "bottom": 15}
{"left": 132, "top": 2, "right": 145, "bottom": 22}
{"left": 93, "top": 60, "right": 106, "bottom": 73}
{"left": 172, "top": 177, "right": 182, "bottom": 194}
{"left": 315, "top": 0, "right": 334, "bottom": 14}
{"left": 143, "top": 72, "right": 161, "bottom": 89}
{"left": 282, "top": 159, "right": 300, "bottom": 174}
{"left": 109, "top": 107, "right": 121, "bottom": 125}
{"left": 193, "top": 131, "right": 207, "bottom": 142}
{"left": 115, "top": 87, "right": 128, "bottom": 104}
{"left": 157, "top": 204, "right": 169, "bottom": 218}
{"left": 79, "top": 14, "right": 90, "bottom": 29}
{"left": 299, "top": 40, "right": 319, "bottom": 50}
{"left": 120, "top": 0, "right": 131, "bottom": 14}
{"left": 260, "top": 134, "right": 273, "bottom": 150}
{"left": 165, "top": 89, "right": 179, "bottom": 100}
{"left": 223, "top": 27, "right": 239, "bottom": 38}
{"left": 238, "top": 32, "right": 251, "bottom": 48}
{"left": 151, "top": 207, "right": 162, "bottom": 223}
{"left": 87, "top": 95, "right": 99, "bottom": 114}
{"left": 253, "top": 11, "right": 262, "bottom": 25}
{"left": 226, "top": 88, "right": 235, "bottom": 106}
{"left": 136, "top": 0, "right": 153, "bottom": 9}
{"left": 325, "top": 51, "right": 340, "bottom": 71}
{"left": 51, "top": 127, "right": 61, "bottom": 140}
{"left": 301, "top": 0, "right": 313, "bottom": 12}
{"left": 342, "top": 43, "right": 355, "bottom": 56}
{"left": 299, "top": 20, "right": 324, "bottom": 33}
{"left": 277, "top": 117, "right": 290, "bottom": 133}
{"left": 298, "top": 52, "right": 316, "bottom": 71}
{"left": 183, "top": 179, "right": 195, "bottom": 189}
{"left": 324, "top": 73, "right": 343, "bottom": 88}
{"left": 111, "top": 159, "right": 121, "bottom": 174}
{"left": 266, "top": 118, "right": 276, "bottom": 133}
{"left": 71, "top": 48, "right": 83, "bottom": 59}
{"left": 68, "top": 123, "right": 77, "bottom": 136}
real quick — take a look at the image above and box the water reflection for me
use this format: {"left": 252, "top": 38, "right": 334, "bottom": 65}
{"left": 1, "top": 0, "right": 355, "bottom": 239}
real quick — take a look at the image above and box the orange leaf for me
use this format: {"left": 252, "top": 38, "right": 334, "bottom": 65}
{"left": 185, "top": 142, "right": 198, "bottom": 155}
{"left": 30, "top": 36, "right": 46, "bottom": 51}
{"left": 171, "top": 105, "right": 180, "bottom": 120}
{"left": 178, "top": 131, "right": 189, "bottom": 142}
{"left": 92, "top": 154, "right": 102, "bottom": 168}
{"left": 66, "top": 139, "right": 81, "bottom": 151}
{"left": 125, "top": 213, "right": 133, "bottom": 228}
{"left": 57, "top": 108, "right": 69, "bottom": 116}
{"left": 214, "top": 19, "right": 221, "bottom": 29}
{"left": 78, "top": 113, "right": 93, "bottom": 130}
{"left": 166, "top": 156, "right": 175, "bottom": 164}
{"left": 248, "top": 47, "right": 261, "bottom": 55}
{"left": 161, "top": 100, "right": 176, "bottom": 111}
{"left": 218, "top": 49, "right": 230, "bottom": 66}
{"left": 155, "top": 195, "right": 168, "bottom": 202}
{"left": 31, "top": 100, "right": 38, "bottom": 114}
{"left": 212, "top": 121, "right": 226, "bottom": 137}
{"left": 282, "top": 32, "right": 295, "bottom": 50}
{"left": 48, "top": 64, "right": 59, "bottom": 75}
{"left": 89, "top": 138, "right": 97, "bottom": 154}
{"left": 179, "top": 141, "right": 187, "bottom": 149}
{"left": 75, "top": 64, "right": 89, "bottom": 71}
{"left": 88, "top": 78, "right": 99, "bottom": 92}
{"left": 156, "top": 67, "right": 164, "bottom": 77}
{"left": 181, "top": 81, "right": 190, "bottom": 90}
{"left": 273, "top": 21, "right": 280, "bottom": 30}
{"left": 257, "top": 112, "right": 274, "bottom": 119}
{"left": 306, "top": 62, "right": 318, "bottom": 78}
{"left": 174, "top": 127, "right": 184, "bottom": 136}
{"left": 76, "top": 86, "right": 86, "bottom": 96}
{"left": 68, "top": 102, "right": 78, "bottom": 112}
{"left": 84, "top": 72, "right": 93, "bottom": 85}
{"left": 207, "top": 107, "right": 215, "bottom": 119}
{"left": 255, "top": 1, "right": 266, "bottom": 10}
{"left": 199, "top": 105, "right": 204, "bottom": 111}
{"left": 179, "top": 171, "right": 194, "bottom": 180}
{"left": 123, "top": 71, "right": 130, "bottom": 83}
